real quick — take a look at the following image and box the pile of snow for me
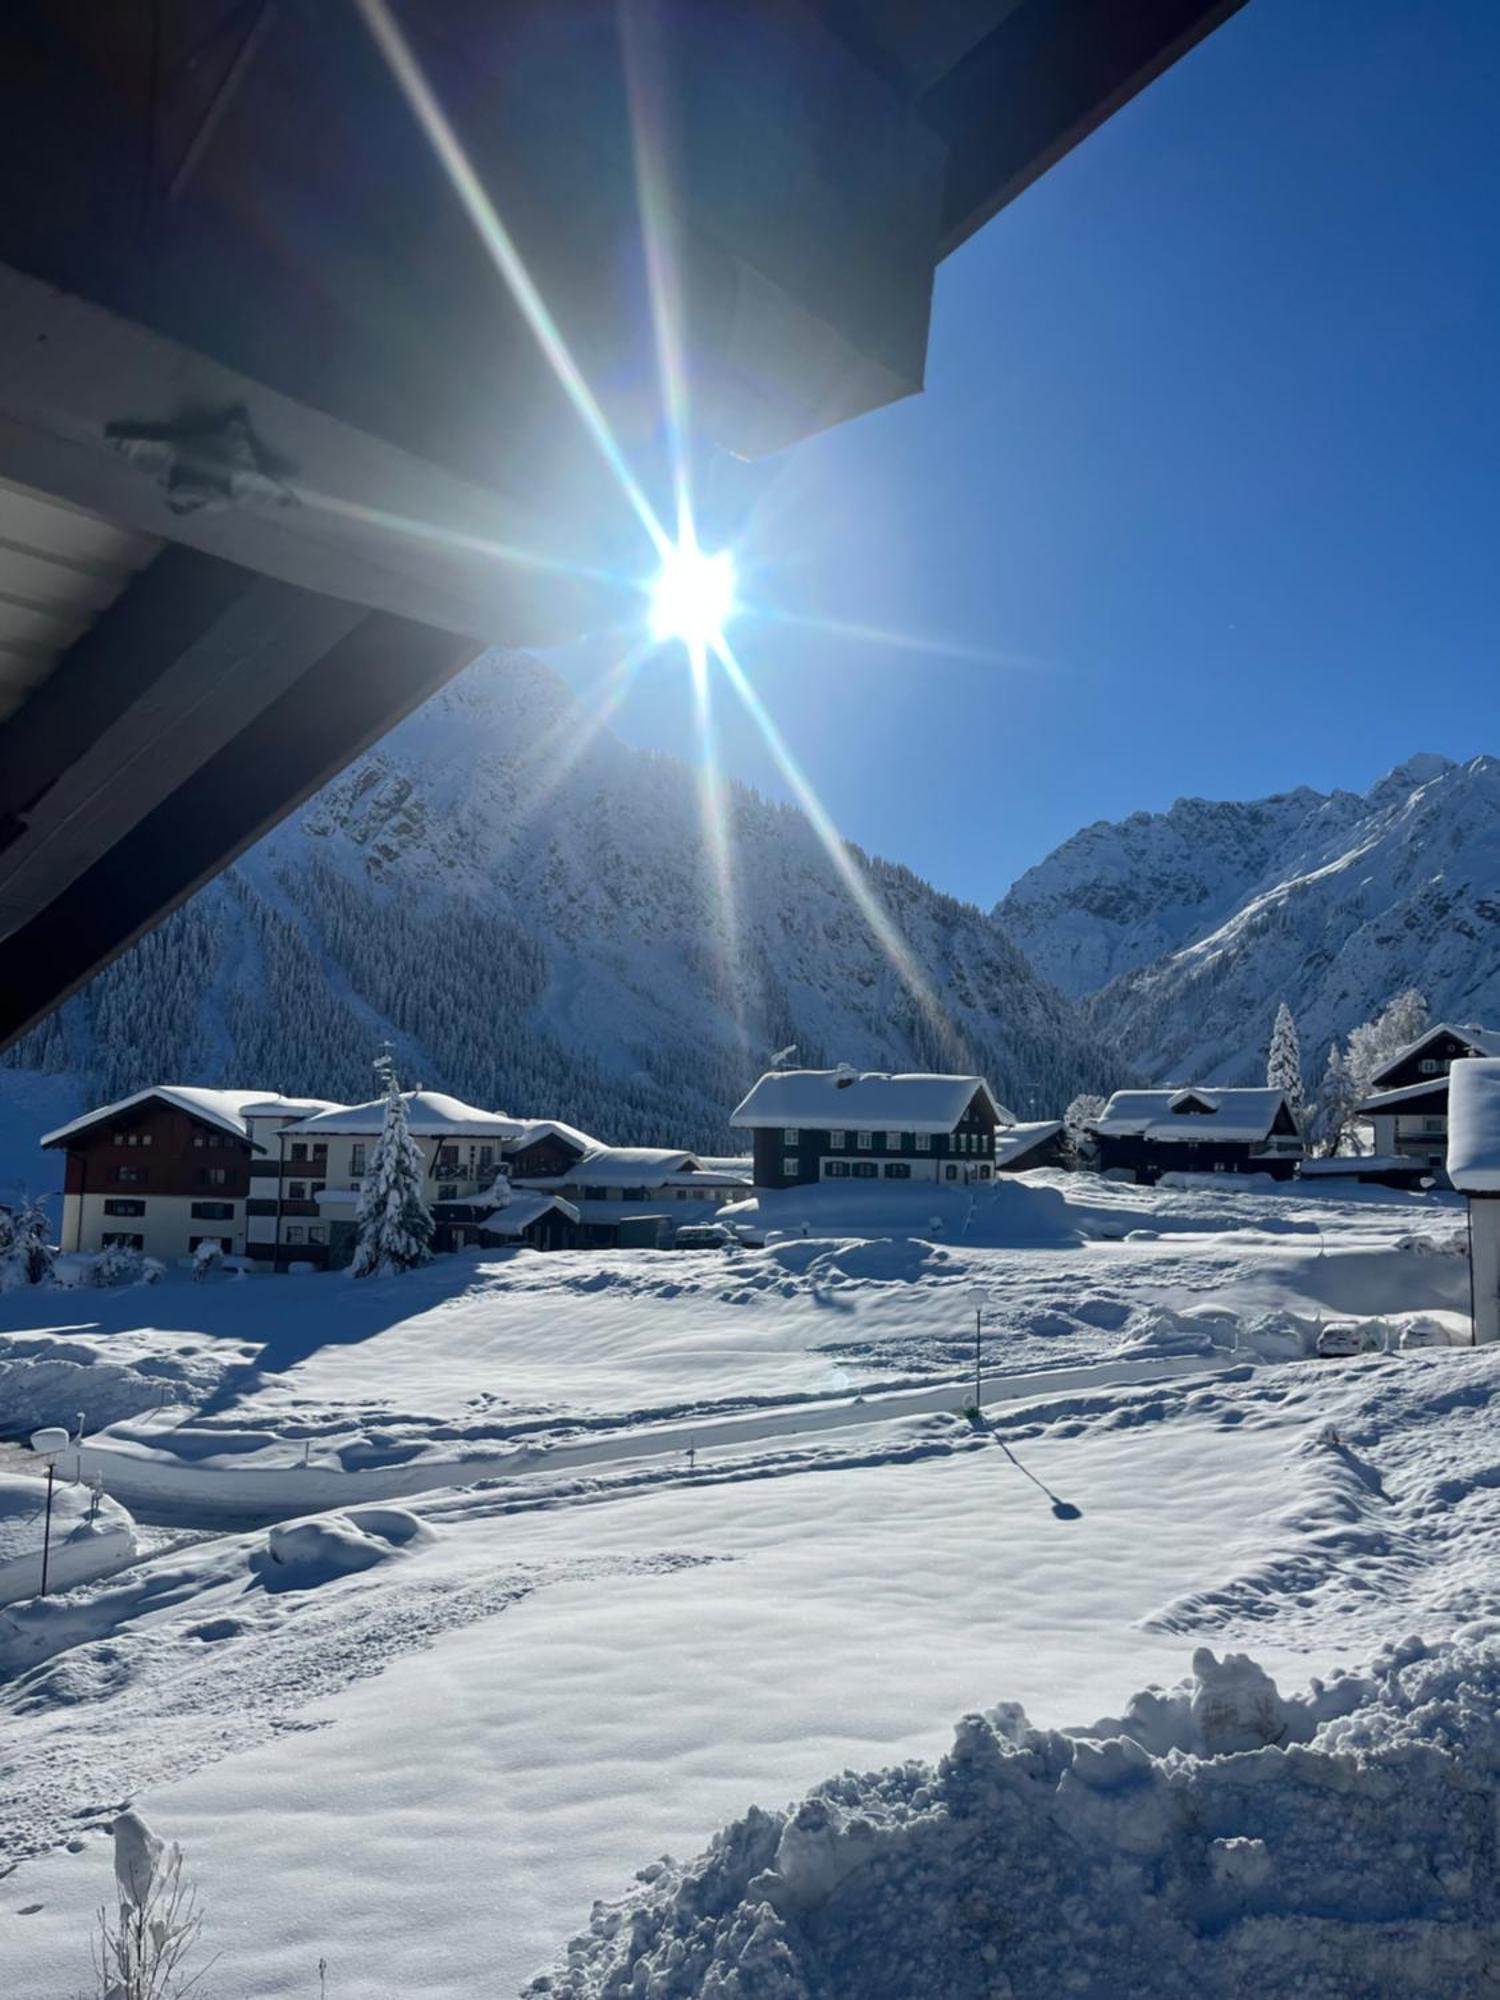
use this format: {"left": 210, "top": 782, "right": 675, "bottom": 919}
{"left": 0, "top": 1470, "right": 137, "bottom": 1607}
{"left": 529, "top": 1634, "right": 1500, "bottom": 1999}
{"left": 259, "top": 1505, "right": 432, "bottom": 1587}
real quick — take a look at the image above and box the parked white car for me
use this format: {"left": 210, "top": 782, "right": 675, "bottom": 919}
{"left": 1399, "top": 1318, "right": 1451, "bottom": 1352}
{"left": 1316, "top": 1321, "right": 1369, "bottom": 1359}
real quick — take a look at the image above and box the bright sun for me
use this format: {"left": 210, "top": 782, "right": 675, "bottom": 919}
{"left": 650, "top": 539, "right": 736, "bottom": 652}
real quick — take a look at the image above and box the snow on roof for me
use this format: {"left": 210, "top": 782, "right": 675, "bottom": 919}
{"left": 1447, "top": 1059, "right": 1500, "bottom": 1193}
{"left": 993, "top": 1120, "right": 1063, "bottom": 1168}
{"left": 553, "top": 1147, "right": 699, "bottom": 1187}
{"left": 283, "top": 1091, "right": 529, "bottom": 1139}
{"left": 1369, "top": 1022, "right": 1500, "bottom": 1089}
{"left": 1090, "top": 1088, "right": 1293, "bottom": 1145}
{"left": 1356, "top": 1078, "right": 1454, "bottom": 1112}
{"left": 732, "top": 1070, "right": 1009, "bottom": 1133}
{"left": 41, "top": 1085, "right": 280, "bottom": 1148}
{"left": 477, "top": 1192, "right": 581, "bottom": 1236}
{"left": 505, "top": 1119, "right": 605, "bottom": 1156}
{"left": 239, "top": 1096, "right": 347, "bottom": 1120}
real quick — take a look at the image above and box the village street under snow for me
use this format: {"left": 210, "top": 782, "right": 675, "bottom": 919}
{"left": 0, "top": 1171, "right": 1494, "bottom": 1996}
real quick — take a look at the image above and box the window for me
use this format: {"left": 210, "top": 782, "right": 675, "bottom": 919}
{"left": 782, "top": 1157, "right": 798, "bottom": 1179}
{"left": 945, "top": 1165, "right": 958, "bottom": 1181}
{"left": 782, "top": 1127, "right": 799, "bottom": 1146}
{"left": 884, "top": 1162, "right": 911, "bottom": 1178}
{"left": 288, "top": 1182, "right": 306, "bottom": 1200}
{"left": 438, "top": 1184, "right": 457, "bottom": 1201}
{"left": 977, "top": 1165, "right": 991, "bottom": 1180}
{"left": 113, "top": 1133, "right": 124, "bottom": 1146}
{"left": 290, "top": 1142, "right": 309, "bottom": 1163}
{"left": 198, "top": 1167, "right": 229, "bottom": 1188}
{"left": 1420, "top": 1058, "right": 1442, "bottom": 1075}
{"left": 104, "top": 1198, "right": 146, "bottom": 1216}
{"left": 438, "top": 1147, "right": 459, "bottom": 1171}
{"left": 886, "top": 1132, "right": 904, "bottom": 1152}
{"left": 829, "top": 1130, "right": 846, "bottom": 1150}
{"left": 127, "top": 1132, "right": 140, "bottom": 1146}
{"left": 194, "top": 1133, "right": 206, "bottom": 1149}
{"left": 102, "top": 1230, "right": 144, "bottom": 1250}
{"left": 915, "top": 1134, "right": 931, "bottom": 1152}
{"left": 284, "top": 1226, "right": 304, "bottom": 1244}
{"left": 351, "top": 1144, "right": 367, "bottom": 1175}
{"left": 1423, "top": 1118, "right": 1446, "bottom": 1135}
{"left": 825, "top": 1161, "right": 850, "bottom": 1178}
{"left": 191, "top": 1201, "right": 235, "bottom": 1221}
{"left": 857, "top": 1131, "right": 872, "bottom": 1150}
{"left": 853, "top": 1161, "right": 878, "bottom": 1178}
{"left": 115, "top": 1165, "right": 145, "bottom": 1184}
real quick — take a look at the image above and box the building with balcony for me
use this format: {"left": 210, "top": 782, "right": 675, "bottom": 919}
{"left": 1357, "top": 1024, "right": 1500, "bottom": 1173}
{"left": 1088, "top": 1088, "right": 1303, "bottom": 1184}
{"left": 43, "top": 1087, "right": 338, "bottom": 1262}
{"left": 259, "top": 1091, "right": 531, "bottom": 1270}
{"left": 731, "top": 1070, "right": 1008, "bottom": 1190}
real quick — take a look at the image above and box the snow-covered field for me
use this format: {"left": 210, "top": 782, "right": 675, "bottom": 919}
{"left": 0, "top": 1171, "right": 1491, "bottom": 1997}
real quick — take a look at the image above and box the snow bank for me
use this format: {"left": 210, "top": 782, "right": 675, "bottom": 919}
{"left": 260, "top": 1504, "right": 431, "bottom": 1588}
{"left": 0, "top": 1471, "right": 137, "bottom": 1607}
{"left": 528, "top": 1635, "right": 1500, "bottom": 2000}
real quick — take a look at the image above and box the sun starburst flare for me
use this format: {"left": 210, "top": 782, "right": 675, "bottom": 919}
{"left": 352, "top": 0, "right": 968, "bottom": 1065}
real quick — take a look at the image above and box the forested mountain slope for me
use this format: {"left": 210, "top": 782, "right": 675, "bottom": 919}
{"left": 7, "top": 653, "right": 1109, "bottom": 1150}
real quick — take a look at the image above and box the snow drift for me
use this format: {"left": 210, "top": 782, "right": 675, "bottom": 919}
{"left": 527, "top": 1634, "right": 1500, "bottom": 1999}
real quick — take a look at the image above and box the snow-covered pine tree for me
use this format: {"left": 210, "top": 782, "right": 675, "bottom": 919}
{"left": 0, "top": 1197, "right": 54, "bottom": 1287}
{"left": 1266, "top": 1002, "right": 1304, "bottom": 1110}
{"left": 350, "top": 1053, "right": 434, "bottom": 1278}
{"left": 1309, "top": 1043, "right": 1358, "bottom": 1156}
{"left": 1063, "top": 1093, "right": 1108, "bottom": 1166}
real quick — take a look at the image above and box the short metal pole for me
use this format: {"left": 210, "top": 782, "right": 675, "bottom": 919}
{"left": 40, "top": 1461, "right": 56, "bottom": 1597}
{"left": 974, "top": 1307, "right": 982, "bottom": 1409}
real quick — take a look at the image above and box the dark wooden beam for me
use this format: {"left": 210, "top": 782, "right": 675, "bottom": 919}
{"left": 0, "top": 606, "right": 481, "bottom": 1049}
{"left": 926, "top": 0, "right": 1249, "bottom": 258}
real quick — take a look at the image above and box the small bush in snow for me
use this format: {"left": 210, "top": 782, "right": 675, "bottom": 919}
{"left": 93, "top": 1811, "right": 212, "bottom": 2000}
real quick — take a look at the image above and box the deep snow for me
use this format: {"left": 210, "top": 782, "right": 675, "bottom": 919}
{"left": 0, "top": 1170, "right": 1490, "bottom": 1998}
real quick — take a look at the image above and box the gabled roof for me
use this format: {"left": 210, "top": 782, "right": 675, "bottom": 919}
{"left": 1448, "top": 1059, "right": 1500, "bottom": 1193}
{"left": 282, "top": 1091, "right": 528, "bottom": 1140}
{"left": 1356, "top": 1078, "right": 1453, "bottom": 1113}
{"left": 731, "top": 1070, "right": 1010, "bottom": 1133}
{"left": 42, "top": 1085, "right": 280, "bottom": 1148}
{"left": 546, "top": 1146, "right": 700, "bottom": 1188}
{"left": 1369, "top": 1022, "right": 1500, "bottom": 1090}
{"left": 993, "top": 1120, "right": 1064, "bottom": 1168}
{"left": 467, "top": 1189, "right": 581, "bottom": 1233}
{"left": 504, "top": 1119, "right": 605, "bottom": 1157}
{"left": 1090, "top": 1088, "right": 1294, "bottom": 1145}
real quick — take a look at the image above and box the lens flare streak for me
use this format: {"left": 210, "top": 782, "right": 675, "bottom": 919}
{"left": 710, "top": 637, "right": 956, "bottom": 1046}
{"left": 352, "top": 0, "right": 670, "bottom": 561}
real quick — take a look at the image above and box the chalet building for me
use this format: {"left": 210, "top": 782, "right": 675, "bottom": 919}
{"left": 994, "top": 1120, "right": 1066, "bottom": 1173}
{"left": 432, "top": 1187, "right": 584, "bottom": 1253}
{"left": 731, "top": 1070, "right": 1009, "bottom": 1189}
{"left": 263, "top": 1091, "right": 531, "bottom": 1270}
{"left": 1088, "top": 1088, "right": 1303, "bottom": 1184}
{"left": 1448, "top": 1059, "right": 1500, "bottom": 1346}
{"left": 510, "top": 1145, "right": 750, "bottom": 1246}
{"left": 43, "top": 1087, "right": 337, "bottom": 1262}
{"left": 1357, "top": 1023, "right": 1500, "bottom": 1173}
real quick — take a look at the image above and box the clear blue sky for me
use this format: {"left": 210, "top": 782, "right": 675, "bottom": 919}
{"left": 557, "top": 0, "right": 1500, "bottom": 909}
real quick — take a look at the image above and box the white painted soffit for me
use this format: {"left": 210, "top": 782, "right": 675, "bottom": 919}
{"left": 0, "top": 475, "right": 161, "bottom": 723}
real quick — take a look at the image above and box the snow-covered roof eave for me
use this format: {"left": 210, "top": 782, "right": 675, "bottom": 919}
{"left": 1369, "top": 1021, "right": 1500, "bottom": 1090}
{"left": 731, "top": 1070, "right": 1009, "bottom": 1133}
{"left": 41, "top": 1084, "right": 271, "bottom": 1148}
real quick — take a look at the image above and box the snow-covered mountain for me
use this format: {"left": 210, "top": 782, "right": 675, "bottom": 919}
{"left": 995, "top": 753, "right": 1500, "bottom": 1084}
{"left": 6, "top": 652, "right": 1110, "bottom": 1150}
